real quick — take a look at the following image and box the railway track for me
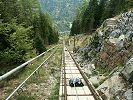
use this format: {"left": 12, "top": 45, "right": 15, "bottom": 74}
{"left": 59, "top": 46, "right": 102, "bottom": 100}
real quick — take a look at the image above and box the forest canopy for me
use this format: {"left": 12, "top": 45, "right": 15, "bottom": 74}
{"left": 70, "top": 0, "right": 133, "bottom": 35}
{"left": 0, "top": 0, "right": 59, "bottom": 67}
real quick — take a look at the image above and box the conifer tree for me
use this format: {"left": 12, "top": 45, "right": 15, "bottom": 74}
{"left": 96, "top": 0, "right": 108, "bottom": 26}
{"left": 0, "top": 0, "right": 59, "bottom": 66}
{"left": 81, "top": 0, "right": 98, "bottom": 33}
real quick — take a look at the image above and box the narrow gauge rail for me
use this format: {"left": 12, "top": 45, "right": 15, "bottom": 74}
{"left": 59, "top": 46, "right": 102, "bottom": 100}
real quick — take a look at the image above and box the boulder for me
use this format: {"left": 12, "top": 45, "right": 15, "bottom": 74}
{"left": 121, "top": 57, "right": 133, "bottom": 83}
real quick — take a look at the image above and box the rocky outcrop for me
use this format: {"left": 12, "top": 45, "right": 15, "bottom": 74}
{"left": 78, "top": 11, "right": 133, "bottom": 70}
{"left": 75, "top": 10, "right": 133, "bottom": 100}
{"left": 97, "top": 57, "right": 133, "bottom": 100}
{"left": 121, "top": 57, "right": 133, "bottom": 83}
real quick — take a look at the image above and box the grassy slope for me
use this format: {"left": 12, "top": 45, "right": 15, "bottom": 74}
{"left": 0, "top": 45, "right": 62, "bottom": 100}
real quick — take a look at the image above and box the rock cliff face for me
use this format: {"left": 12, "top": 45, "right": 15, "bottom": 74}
{"left": 97, "top": 57, "right": 133, "bottom": 100}
{"left": 121, "top": 57, "right": 133, "bottom": 83}
{"left": 76, "top": 10, "right": 133, "bottom": 100}
{"left": 79, "top": 11, "right": 133, "bottom": 70}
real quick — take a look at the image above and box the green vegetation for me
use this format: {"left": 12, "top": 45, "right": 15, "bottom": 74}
{"left": 70, "top": 0, "right": 133, "bottom": 35}
{"left": 16, "top": 46, "right": 62, "bottom": 100}
{"left": 16, "top": 94, "right": 36, "bottom": 100}
{"left": 0, "top": 49, "right": 53, "bottom": 99}
{"left": 0, "top": 0, "right": 59, "bottom": 73}
{"left": 48, "top": 78, "right": 60, "bottom": 100}
{"left": 48, "top": 47, "right": 62, "bottom": 99}
{"left": 0, "top": 46, "right": 62, "bottom": 99}
{"left": 40, "top": 0, "right": 83, "bottom": 32}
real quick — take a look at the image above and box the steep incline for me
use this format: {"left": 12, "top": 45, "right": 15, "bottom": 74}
{"left": 40, "top": 0, "right": 82, "bottom": 32}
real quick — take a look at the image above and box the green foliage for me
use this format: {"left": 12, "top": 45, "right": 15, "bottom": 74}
{"left": 16, "top": 94, "right": 36, "bottom": 100}
{"left": 126, "top": 0, "right": 133, "bottom": 9}
{"left": 70, "top": 0, "right": 88, "bottom": 35}
{"left": 71, "top": 0, "right": 99, "bottom": 35}
{"left": 0, "top": 24, "right": 34, "bottom": 65}
{"left": 83, "top": 0, "right": 98, "bottom": 32}
{"left": 48, "top": 79, "right": 60, "bottom": 100}
{"left": 9, "top": 26, "right": 34, "bottom": 60}
{"left": 0, "top": 0, "right": 59, "bottom": 69}
{"left": 0, "top": 23, "right": 12, "bottom": 51}
{"left": 95, "top": 0, "right": 108, "bottom": 26}
{"left": 71, "top": 0, "right": 133, "bottom": 35}
{"left": 40, "top": 0, "right": 83, "bottom": 32}
{"left": 70, "top": 20, "right": 81, "bottom": 35}
{"left": 33, "top": 12, "right": 59, "bottom": 52}
{"left": 101, "top": 0, "right": 123, "bottom": 21}
{"left": 0, "top": 0, "right": 19, "bottom": 22}
{"left": 48, "top": 30, "right": 59, "bottom": 44}
{"left": 101, "top": 0, "right": 133, "bottom": 21}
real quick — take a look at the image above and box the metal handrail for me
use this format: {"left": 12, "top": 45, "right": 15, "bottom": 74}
{"left": 0, "top": 46, "right": 57, "bottom": 81}
{"left": 6, "top": 48, "right": 57, "bottom": 100}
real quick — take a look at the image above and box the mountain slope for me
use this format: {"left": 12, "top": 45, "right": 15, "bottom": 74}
{"left": 39, "top": 0, "right": 82, "bottom": 32}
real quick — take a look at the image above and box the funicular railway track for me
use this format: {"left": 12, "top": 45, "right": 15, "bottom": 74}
{"left": 59, "top": 46, "right": 102, "bottom": 100}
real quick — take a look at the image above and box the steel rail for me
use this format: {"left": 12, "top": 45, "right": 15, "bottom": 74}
{"left": 0, "top": 46, "right": 57, "bottom": 81}
{"left": 6, "top": 48, "right": 58, "bottom": 100}
{"left": 59, "top": 47, "right": 64, "bottom": 100}
{"left": 61, "top": 49, "right": 64, "bottom": 100}
{"left": 65, "top": 47, "right": 89, "bottom": 100}
{"left": 63, "top": 47, "right": 88, "bottom": 100}
{"left": 65, "top": 47, "right": 79, "bottom": 100}
{"left": 69, "top": 59, "right": 78, "bottom": 99}
{"left": 67, "top": 47, "right": 102, "bottom": 100}
{"left": 63, "top": 47, "right": 67, "bottom": 100}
